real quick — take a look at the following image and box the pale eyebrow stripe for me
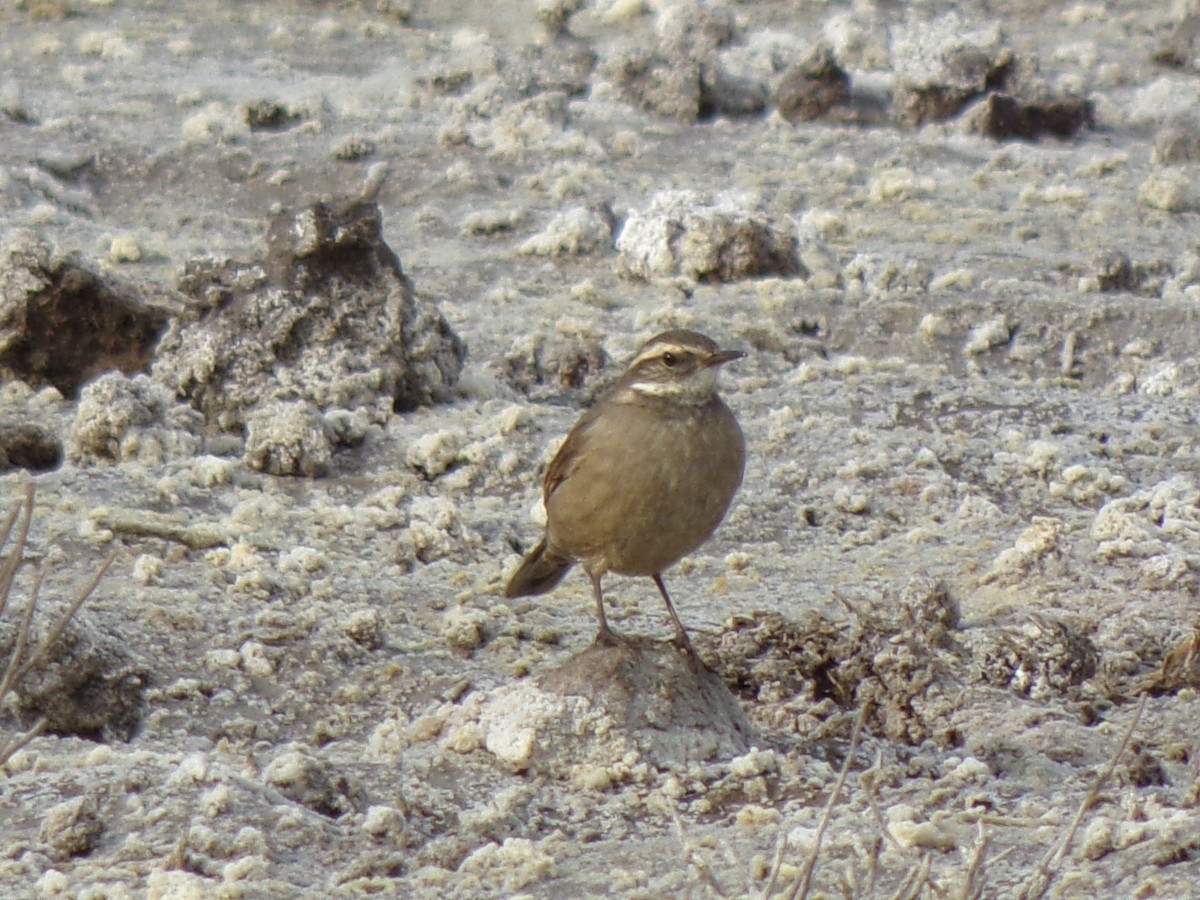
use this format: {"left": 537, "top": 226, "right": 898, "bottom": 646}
{"left": 628, "top": 342, "right": 691, "bottom": 368}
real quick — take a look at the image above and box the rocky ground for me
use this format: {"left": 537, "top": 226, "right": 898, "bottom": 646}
{"left": 3, "top": 0, "right": 1200, "bottom": 896}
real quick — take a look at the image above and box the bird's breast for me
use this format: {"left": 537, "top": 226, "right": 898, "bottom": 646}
{"left": 545, "top": 396, "right": 745, "bottom": 575}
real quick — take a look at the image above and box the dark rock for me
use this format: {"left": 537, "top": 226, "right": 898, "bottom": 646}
{"left": 3, "top": 605, "right": 149, "bottom": 742}
{"left": 604, "top": 4, "right": 765, "bottom": 122}
{"left": 704, "top": 578, "right": 965, "bottom": 746}
{"left": 961, "top": 92, "right": 1094, "bottom": 141}
{"left": 242, "top": 99, "right": 304, "bottom": 132}
{"left": 0, "top": 234, "right": 169, "bottom": 398}
{"left": 152, "top": 200, "right": 465, "bottom": 456}
{"left": 1124, "top": 742, "right": 1168, "bottom": 787}
{"left": 1092, "top": 250, "right": 1136, "bottom": 293}
{"left": 0, "top": 420, "right": 62, "bottom": 471}
{"left": 891, "top": 14, "right": 1012, "bottom": 126}
{"left": 775, "top": 47, "right": 852, "bottom": 122}
{"left": 1152, "top": 13, "right": 1200, "bottom": 69}
{"left": 700, "top": 65, "right": 768, "bottom": 119}
{"left": 970, "top": 615, "right": 1099, "bottom": 698}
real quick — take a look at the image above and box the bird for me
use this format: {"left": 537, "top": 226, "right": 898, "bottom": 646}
{"left": 505, "top": 328, "right": 746, "bottom": 651}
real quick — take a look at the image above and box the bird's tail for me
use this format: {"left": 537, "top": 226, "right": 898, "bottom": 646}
{"left": 505, "top": 537, "right": 574, "bottom": 598}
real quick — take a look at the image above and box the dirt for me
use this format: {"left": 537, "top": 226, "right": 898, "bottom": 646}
{"left": 2, "top": 0, "right": 1200, "bottom": 896}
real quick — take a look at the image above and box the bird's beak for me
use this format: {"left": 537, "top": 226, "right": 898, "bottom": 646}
{"left": 703, "top": 349, "right": 746, "bottom": 368}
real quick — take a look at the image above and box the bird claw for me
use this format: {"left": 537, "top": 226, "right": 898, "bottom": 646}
{"left": 671, "top": 631, "right": 695, "bottom": 654}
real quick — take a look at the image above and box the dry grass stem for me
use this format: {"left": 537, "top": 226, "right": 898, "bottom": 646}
{"left": 783, "top": 704, "right": 868, "bottom": 900}
{"left": 1, "top": 483, "right": 113, "bottom": 770}
{"left": 759, "top": 823, "right": 790, "bottom": 899}
{"left": 672, "top": 810, "right": 730, "bottom": 898}
{"left": 890, "top": 853, "right": 934, "bottom": 900}
{"left": 958, "top": 821, "right": 989, "bottom": 900}
{"left": 15, "top": 553, "right": 114, "bottom": 687}
{"left": 1016, "top": 694, "right": 1148, "bottom": 900}
{"left": 0, "top": 486, "right": 34, "bottom": 619}
{"left": 0, "top": 565, "right": 45, "bottom": 700}
{"left": 0, "top": 714, "right": 46, "bottom": 766}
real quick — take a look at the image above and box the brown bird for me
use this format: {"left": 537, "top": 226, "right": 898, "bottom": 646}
{"left": 505, "top": 329, "right": 746, "bottom": 650}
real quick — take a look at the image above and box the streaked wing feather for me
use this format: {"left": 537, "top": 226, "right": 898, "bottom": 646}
{"left": 542, "top": 407, "right": 600, "bottom": 504}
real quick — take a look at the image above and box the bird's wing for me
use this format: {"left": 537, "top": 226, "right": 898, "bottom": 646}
{"left": 542, "top": 407, "right": 599, "bottom": 505}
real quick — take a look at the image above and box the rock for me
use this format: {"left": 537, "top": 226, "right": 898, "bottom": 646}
{"left": 152, "top": 200, "right": 465, "bottom": 439}
{"left": 332, "top": 136, "right": 376, "bottom": 162}
{"left": 960, "top": 92, "right": 1093, "bottom": 140}
{"left": 604, "top": 3, "right": 765, "bottom": 121}
{"left": 0, "top": 419, "right": 61, "bottom": 471}
{"left": 0, "top": 231, "right": 169, "bottom": 398}
{"left": 1152, "top": 13, "right": 1200, "bottom": 70}
{"left": 2, "top": 605, "right": 148, "bottom": 742}
{"left": 476, "top": 637, "right": 753, "bottom": 772}
{"left": 774, "top": 47, "right": 851, "bottom": 123}
{"left": 506, "top": 37, "right": 596, "bottom": 98}
{"left": 704, "top": 579, "right": 964, "bottom": 746}
{"left": 67, "top": 372, "right": 204, "bottom": 466}
{"left": 616, "top": 190, "right": 802, "bottom": 282}
{"left": 1128, "top": 76, "right": 1200, "bottom": 129}
{"left": 263, "top": 749, "right": 367, "bottom": 819}
{"left": 890, "top": 14, "right": 1010, "bottom": 126}
{"left": 605, "top": 50, "right": 704, "bottom": 120}
{"left": 966, "top": 616, "right": 1099, "bottom": 700}
{"left": 1089, "top": 250, "right": 1136, "bottom": 293}
{"left": 655, "top": 2, "right": 735, "bottom": 55}
{"left": 38, "top": 795, "right": 104, "bottom": 861}
{"left": 1152, "top": 127, "right": 1200, "bottom": 164}
{"left": 517, "top": 204, "right": 615, "bottom": 257}
{"left": 499, "top": 332, "right": 608, "bottom": 394}
{"left": 700, "top": 66, "right": 768, "bottom": 119}
{"left": 1138, "top": 171, "right": 1200, "bottom": 212}
{"left": 242, "top": 399, "right": 333, "bottom": 477}
{"left": 241, "top": 98, "right": 304, "bottom": 132}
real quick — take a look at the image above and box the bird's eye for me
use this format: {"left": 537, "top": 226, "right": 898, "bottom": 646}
{"left": 662, "top": 352, "right": 677, "bottom": 367}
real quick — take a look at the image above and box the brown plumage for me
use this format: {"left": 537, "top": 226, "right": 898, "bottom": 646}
{"left": 506, "top": 329, "right": 745, "bottom": 650}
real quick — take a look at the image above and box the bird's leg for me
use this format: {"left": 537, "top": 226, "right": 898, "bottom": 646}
{"left": 588, "top": 567, "right": 618, "bottom": 645}
{"left": 653, "top": 574, "right": 694, "bottom": 653}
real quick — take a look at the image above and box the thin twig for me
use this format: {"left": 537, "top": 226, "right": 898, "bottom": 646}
{"left": 672, "top": 810, "right": 729, "bottom": 898}
{"left": 959, "top": 820, "right": 990, "bottom": 900}
{"left": 890, "top": 854, "right": 932, "bottom": 900}
{"left": 1017, "top": 694, "right": 1148, "bottom": 900}
{"left": 0, "top": 494, "right": 21, "bottom": 554}
{"left": 0, "top": 565, "right": 45, "bottom": 701}
{"left": 863, "top": 748, "right": 907, "bottom": 853}
{"left": 759, "top": 824, "right": 790, "bottom": 900}
{"left": 2, "top": 485, "right": 112, "bottom": 770}
{"left": 863, "top": 833, "right": 883, "bottom": 899}
{"left": 0, "top": 484, "right": 34, "bottom": 619}
{"left": 15, "top": 553, "right": 114, "bottom": 684}
{"left": 862, "top": 747, "right": 949, "bottom": 899}
{"left": 0, "top": 715, "right": 47, "bottom": 767}
{"left": 784, "top": 704, "right": 868, "bottom": 900}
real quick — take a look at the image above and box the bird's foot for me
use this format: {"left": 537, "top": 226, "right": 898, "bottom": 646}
{"left": 594, "top": 625, "right": 621, "bottom": 646}
{"left": 671, "top": 629, "right": 695, "bottom": 655}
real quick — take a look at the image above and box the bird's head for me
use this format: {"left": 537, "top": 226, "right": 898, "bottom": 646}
{"left": 619, "top": 329, "right": 744, "bottom": 404}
